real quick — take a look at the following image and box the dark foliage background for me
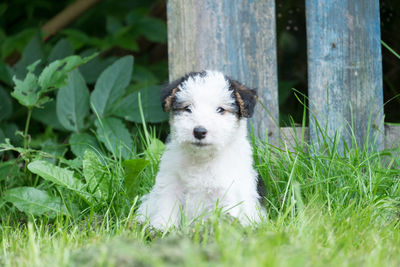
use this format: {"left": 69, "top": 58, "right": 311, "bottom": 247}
{"left": 380, "top": 0, "right": 400, "bottom": 122}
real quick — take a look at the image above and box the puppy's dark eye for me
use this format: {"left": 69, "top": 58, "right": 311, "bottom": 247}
{"left": 183, "top": 106, "right": 192, "bottom": 113}
{"left": 216, "top": 107, "right": 225, "bottom": 114}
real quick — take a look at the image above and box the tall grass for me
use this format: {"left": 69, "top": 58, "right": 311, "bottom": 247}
{"left": 1, "top": 120, "right": 400, "bottom": 266}
{"left": 254, "top": 128, "right": 400, "bottom": 221}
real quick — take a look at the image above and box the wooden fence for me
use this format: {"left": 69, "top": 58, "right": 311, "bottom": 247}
{"left": 167, "top": 0, "right": 398, "bottom": 151}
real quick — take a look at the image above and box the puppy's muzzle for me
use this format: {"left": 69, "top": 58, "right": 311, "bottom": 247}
{"left": 193, "top": 126, "right": 207, "bottom": 140}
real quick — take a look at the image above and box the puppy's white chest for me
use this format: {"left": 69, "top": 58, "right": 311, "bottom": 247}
{"left": 177, "top": 162, "right": 235, "bottom": 218}
{"left": 179, "top": 164, "right": 225, "bottom": 195}
{"left": 181, "top": 181, "right": 226, "bottom": 219}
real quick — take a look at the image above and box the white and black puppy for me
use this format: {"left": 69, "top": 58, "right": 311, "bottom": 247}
{"left": 137, "top": 70, "right": 265, "bottom": 230}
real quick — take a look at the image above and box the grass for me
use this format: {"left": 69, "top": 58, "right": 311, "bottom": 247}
{"left": 2, "top": 206, "right": 400, "bottom": 267}
{"left": 1, "top": 125, "right": 400, "bottom": 267}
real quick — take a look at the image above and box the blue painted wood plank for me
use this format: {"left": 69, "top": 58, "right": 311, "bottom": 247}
{"left": 306, "top": 0, "right": 384, "bottom": 151}
{"left": 167, "top": 0, "right": 279, "bottom": 142}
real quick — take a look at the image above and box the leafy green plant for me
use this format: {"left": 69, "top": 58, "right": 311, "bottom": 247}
{"left": 12, "top": 54, "right": 96, "bottom": 150}
{"left": 1, "top": 138, "right": 162, "bottom": 218}
{"left": 3, "top": 187, "right": 70, "bottom": 218}
{"left": 0, "top": 50, "right": 168, "bottom": 219}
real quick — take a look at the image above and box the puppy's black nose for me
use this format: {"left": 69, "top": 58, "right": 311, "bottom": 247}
{"left": 193, "top": 126, "right": 207, "bottom": 140}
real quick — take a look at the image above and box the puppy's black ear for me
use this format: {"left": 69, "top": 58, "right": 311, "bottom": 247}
{"left": 229, "top": 79, "right": 258, "bottom": 118}
{"left": 161, "top": 77, "right": 184, "bottom": 112}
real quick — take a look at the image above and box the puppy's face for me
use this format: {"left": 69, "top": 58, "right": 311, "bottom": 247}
{"left": 162, "top": 71, "right": 257, "bottom": 151}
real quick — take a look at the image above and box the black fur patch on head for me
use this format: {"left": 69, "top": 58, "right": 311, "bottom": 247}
{"left": 227, "top": 78, "right": 258, "bottom": 118}
{"left": 161, "top": 77, "right": 183, "bottom": 112}
{"left": 161, "top": 71, "right": 207, "bottom": 112}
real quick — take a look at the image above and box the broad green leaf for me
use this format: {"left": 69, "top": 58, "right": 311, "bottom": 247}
{"left": 69, "top": 132, "right": 100, "bottom": 157}
{"left": 123, "top": 158, "right": 149, "bottom": 198}
{"left": 113, "top": 85, "right": 168, "bottom": 123}
{"left": 38, "top": 53, "right": 97, "bottom": 91}
{"left": 32, "top": 101, "right": 66, "bottom": 131}
{"left": 48, "top": 38, "right": 74, "bottom": 63}
{"left": 28, "top": 160, "right": 85, "bottom": 193}
{"left": 14, "top": 34, "right": 44, "bottom": 79}
{"left": 113, "top": 27, "right": 139, "bottom": 52}
{"left": 83, "top": 150, "right": 109, "bottom": 200}
{"left": 4, "top": 187, "right": 70, "bottom": 218}
{"left": 90, "top": 56, "right": 133, "bottom": 116}
{"left": 11, "top": 71, "right": 40, "bottom": 108}
{"left": 95, "top": 117, "right": 133, "bottom": 159}
{"left": 56, "top": 70, "right": 89, "bottom": 132}
{"left": 139, "top": 17, "right": 167, "bottom": 43}
{"left": 0, "top": 86, "right": 12, "bottom": 121}
{"left": 79, "top": 49, "right": 116, "bottom": 84}
{"left": 130, "top": 65, "right": 159, "bottom": 91}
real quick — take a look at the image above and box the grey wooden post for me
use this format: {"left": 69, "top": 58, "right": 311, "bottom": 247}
{"left": 167, "top": 0, "right": 279, "bottom": 142}
{"left": 306, "top": 0, "right": 384, "bottom": 151}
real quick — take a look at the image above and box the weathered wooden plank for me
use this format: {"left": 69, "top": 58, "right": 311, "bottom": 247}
{"left": 306, "top": 0, "right": 384, "bottom": 152}
{"left": 279, "top": 125, "right": 399, "bottom": 151}
{"left": 167, "top": 0, "right": 279, "bottom": 142}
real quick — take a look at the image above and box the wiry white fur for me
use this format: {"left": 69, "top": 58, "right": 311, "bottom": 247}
{"left": 137, "top": 71, "right": 264, "bottom": 230}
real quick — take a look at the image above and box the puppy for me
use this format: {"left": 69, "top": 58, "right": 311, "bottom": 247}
{"left": 137, "top": 70, "right": 265, "bottom": 230}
